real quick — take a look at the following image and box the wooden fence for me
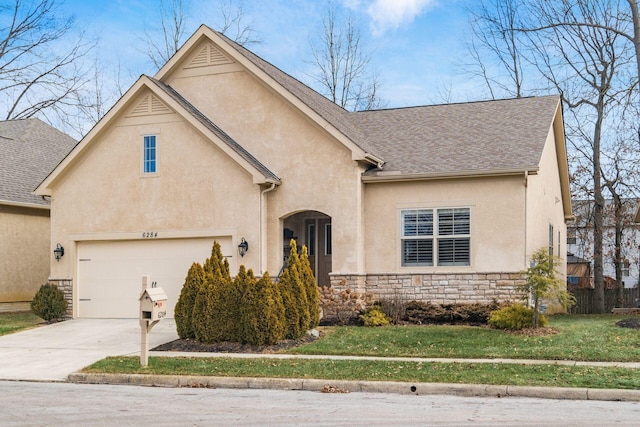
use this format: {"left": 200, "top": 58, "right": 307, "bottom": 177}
{"left": 569, "top": 287, "right": 640, "bottom": 314}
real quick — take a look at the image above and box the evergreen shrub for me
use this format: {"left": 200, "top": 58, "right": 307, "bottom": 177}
{"left": 488, "top": 304, "right": 548, "bottom": 330}
{"left": 30, "top": 283, "right": 67, "bottom": 322}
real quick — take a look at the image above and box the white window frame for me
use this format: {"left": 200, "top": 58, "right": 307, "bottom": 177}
{"left": 401, "top": 207, "right": 471, "bottom": 267}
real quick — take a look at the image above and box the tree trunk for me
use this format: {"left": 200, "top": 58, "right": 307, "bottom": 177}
{"left": 613, "top": 195, "right": 625, "bottom": 307}
{"left": 628, "top": 0, "right": 640, "bottom": 88}
{"left": 592, "top": 95, "right": 606, "bottom": 314}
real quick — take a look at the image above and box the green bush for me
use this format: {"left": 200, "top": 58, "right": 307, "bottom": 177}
{"left": 300, "top": 245, "right": 320, "bottom": 329}
{"left": 192, "top": 242, "right": 233, "bottom": 343}
{"left": 488, "top": 304, "right": 548, "bottom": 330}
{"left": 174, "top": 262, "right": 204, "bottom": 339}
{"left": 360, "top": 306, "right": 391, "bottom": 326}
{"left": 30, "top": 283, "right": 67, "bottom": 322}
{"left": 279, "top": 240, "right": 310, "bottom": 339}
{"left": 240, "top": 271, "right": 286, "bottom": 345}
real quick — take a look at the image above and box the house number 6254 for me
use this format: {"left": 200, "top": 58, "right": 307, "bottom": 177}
{"left": 142, "top": 232, "right": 158, "bottom": 238}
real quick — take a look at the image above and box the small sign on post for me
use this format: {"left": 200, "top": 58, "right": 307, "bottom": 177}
{"left": 139, "top": 275, "right": 167, "bottom": 367}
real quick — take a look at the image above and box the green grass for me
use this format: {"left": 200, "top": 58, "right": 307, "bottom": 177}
{"left": 84, "top": 356, "right": 640, "bottom": 390}
{"left": 0, "top": 311, "right": 41, "bottom": 336}
{"left": 82, "top": 314, "right": 640, "bottom": 390}
{"left": 287, "top": 315, "right": 640, "bottom": 362}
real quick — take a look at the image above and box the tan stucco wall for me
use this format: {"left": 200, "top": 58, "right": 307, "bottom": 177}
{"left": 0, "top": 205, "right": 50, "bottom": 304}
{"left": 363, "top": 175, "right": 527, "bottom": 274}
{"left": 525, "top": 124, "right": 567, "bottom": 277}
{"left": 48, "top": 101, "right": 262, "bottom": 287}
{"left": 168, "top": 60, "right": 366, "bottom": 276}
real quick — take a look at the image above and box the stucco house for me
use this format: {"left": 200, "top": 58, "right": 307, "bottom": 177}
{"left": 0, "top": 119, "right": 76, "bottom": 311}
{"left": 35, "top": 25, "right": 571, "bottom": 319}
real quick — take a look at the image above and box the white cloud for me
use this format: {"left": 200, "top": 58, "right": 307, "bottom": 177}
{"left": 367, "top": 0, "right": 437, "bottom": 36}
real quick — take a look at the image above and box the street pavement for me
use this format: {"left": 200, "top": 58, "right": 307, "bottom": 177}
{"left": 2, "top": 381, "right": 640, "bottom": 426}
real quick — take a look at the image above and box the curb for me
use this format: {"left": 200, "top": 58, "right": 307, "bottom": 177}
{"left": 67, "top": 372, "right": 640, "bottom": 402}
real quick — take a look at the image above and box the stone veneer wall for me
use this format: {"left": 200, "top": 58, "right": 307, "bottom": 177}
{"left": 49, "top": 278, "right": 73, "bottom": 319}
{"left": 329, "top": 272, "right": 527, "bottom": 304}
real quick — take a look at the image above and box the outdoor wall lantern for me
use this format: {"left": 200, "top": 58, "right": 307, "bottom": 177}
{"left": 238, "top": 238, "right": 248, "bottom": 257}
{"left": 53, "top": 243, "right": 65, "bottom": 261}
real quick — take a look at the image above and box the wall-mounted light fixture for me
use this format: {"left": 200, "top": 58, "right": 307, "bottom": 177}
{"left": 53, "top": 243, "right": 65, "bottom": 261}
{"left": 238, "top": 238, "right": 248, "bottom": 257}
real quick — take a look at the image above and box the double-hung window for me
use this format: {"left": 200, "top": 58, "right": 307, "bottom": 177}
{"left": 143, "top": 135, "right": 157, "bottom": 174}
{"left": 401, "top": 208, "right": 470, "bottom": 267}
{"left": 436, "top": 208, "right": 470, "bottom": 266}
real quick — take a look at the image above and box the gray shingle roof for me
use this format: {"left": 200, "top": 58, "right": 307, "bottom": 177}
{"left": 148, "top": 77, "right": 280, "bottom": 182}
{"left": 215, "top": 28, "right": 558, "bottom": 176}
{"left": 350, "top": 95, "right": 561, "bottom": 177}
{"left": 0, "top": 119, "right": 76, "bottom": 206}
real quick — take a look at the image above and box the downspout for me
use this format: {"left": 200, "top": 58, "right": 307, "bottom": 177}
{"left": 523, "top": 171, "right": 529, "bottom": 268}
{"left": 260, "top": 183, "right": 277, "bottom": 275}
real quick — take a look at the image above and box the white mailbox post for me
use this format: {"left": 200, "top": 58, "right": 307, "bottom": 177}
{"left": 139, "top": 275, "right": 168, "bottom": 367}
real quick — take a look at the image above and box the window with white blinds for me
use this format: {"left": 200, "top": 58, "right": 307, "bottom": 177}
{"left": 401, "top": 208, "right": 470, "bottom": 267}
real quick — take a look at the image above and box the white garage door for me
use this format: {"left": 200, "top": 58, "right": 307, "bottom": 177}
{"left": 77, "top": 238, "right": 231, "bottom": 318}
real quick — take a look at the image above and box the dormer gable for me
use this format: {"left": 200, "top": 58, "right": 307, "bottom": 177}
{"left": 35, "top": 75, "right": 279, "bottom": 196}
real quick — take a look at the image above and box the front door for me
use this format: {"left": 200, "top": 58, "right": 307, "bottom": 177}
{"left": 306, "top": 218, "right": 332, "bottom": 286}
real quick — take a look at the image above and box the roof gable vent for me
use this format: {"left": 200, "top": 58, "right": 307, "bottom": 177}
{"left": 128, "top": 94, "right": 172, "bottom": 117}
{"left": 185, "top": 42, "right": 233, "bottom": 69}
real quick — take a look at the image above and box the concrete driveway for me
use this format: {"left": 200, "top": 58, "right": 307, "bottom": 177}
{"left": 0, "top": 319, "right": 178, "bottom": 382}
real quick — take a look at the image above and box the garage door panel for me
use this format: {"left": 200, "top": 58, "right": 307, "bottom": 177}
{"left": 78, "top": 238, "right": 231, "bottom": 318}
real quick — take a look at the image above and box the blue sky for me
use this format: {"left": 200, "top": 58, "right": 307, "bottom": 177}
{"left": 62, "top": 0, "right": 481, "bottom": 108}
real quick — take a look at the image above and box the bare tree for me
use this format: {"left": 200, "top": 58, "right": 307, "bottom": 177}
{"left": 528, "top": 0, "right": 636, "bottom": 313}
{"left": 465, "top": 0, "right": 528, "bottom": 99}
{"left": 0, "top": 0, "right": 93, "bottom": 133}
{"left": 215, "top": 0, "right": 261, "bottom": 47}
{"left": 466, "top": 0, "right": 639, "bottom": 313}
{"left": 142, "top": 0, "right": 188, "bottom": 69}
{"left": 307, "top": 3, "right": 384, "bottom": 111}
{"left": 142, "top": 0, "right": 261, "bottom": 70}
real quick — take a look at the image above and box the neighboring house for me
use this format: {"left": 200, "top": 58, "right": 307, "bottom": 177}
{"left": 35, "top": 25, "right": 572, "bottom": 319}
{"left": 0, "top": 119, "right": 76, "bottom": 312}
{"left": 567, "top": 199, "right": 640, "bottom": 289}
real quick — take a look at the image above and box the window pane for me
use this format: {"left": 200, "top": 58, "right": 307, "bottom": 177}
{"left": 144, "top": 136, "right": 156, "bottom": 173}
{"left": 438, "top": 238, "right": 470, "bottom": 266}
{"left": 402, "top": 239, "right": 433, "bottom": 266}
{"left": 402, "top": 210, "right": 433, "bottom": 237}
{"left": 325, "top": 224, "right": 332, "bottom": 255}
{"left": 438, "top": 208, "right": 469, "bottom": 236}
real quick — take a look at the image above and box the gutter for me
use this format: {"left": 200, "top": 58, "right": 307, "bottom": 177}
{"left": 361, "top": 167, "right": 540, "bottom": 183}
{"left": 0, "top": 199, "right": 50, "bottom": 210}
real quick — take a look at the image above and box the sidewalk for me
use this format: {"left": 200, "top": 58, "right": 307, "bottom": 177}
{"left": 68, "top": 351, "right": 640, "bottom": 402}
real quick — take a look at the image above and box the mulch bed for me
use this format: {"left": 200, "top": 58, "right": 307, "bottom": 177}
{"left": 616, "top": 318, "right": 640, "bottom": 329}
{"left": 152, "top": 334, "right": 318, "bottom": 354}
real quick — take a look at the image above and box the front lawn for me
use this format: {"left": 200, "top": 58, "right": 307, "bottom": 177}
{"left": 288, "top": 315, "right": 640, "bottom": 362}
{"left": 0, "top": 311, "right": 41, "bottom": 336}
{"left": 85, "top": 356, "right": 640, "bottom": 390}
{"left": 83, "top": 314, "right": 640, "bottom": 390}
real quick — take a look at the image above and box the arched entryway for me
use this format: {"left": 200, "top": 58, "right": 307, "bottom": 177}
{"left": 282, "top": 211, "right": 332, "bottom": 286}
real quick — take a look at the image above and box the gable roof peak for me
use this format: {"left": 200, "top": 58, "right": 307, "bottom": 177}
{"left": 154, "top": 25, "right": 382, "bottom": 165}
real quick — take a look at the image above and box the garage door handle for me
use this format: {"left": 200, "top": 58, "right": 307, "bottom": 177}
{"left": 79, "top": 299, "right": 91, "bottom": 301}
